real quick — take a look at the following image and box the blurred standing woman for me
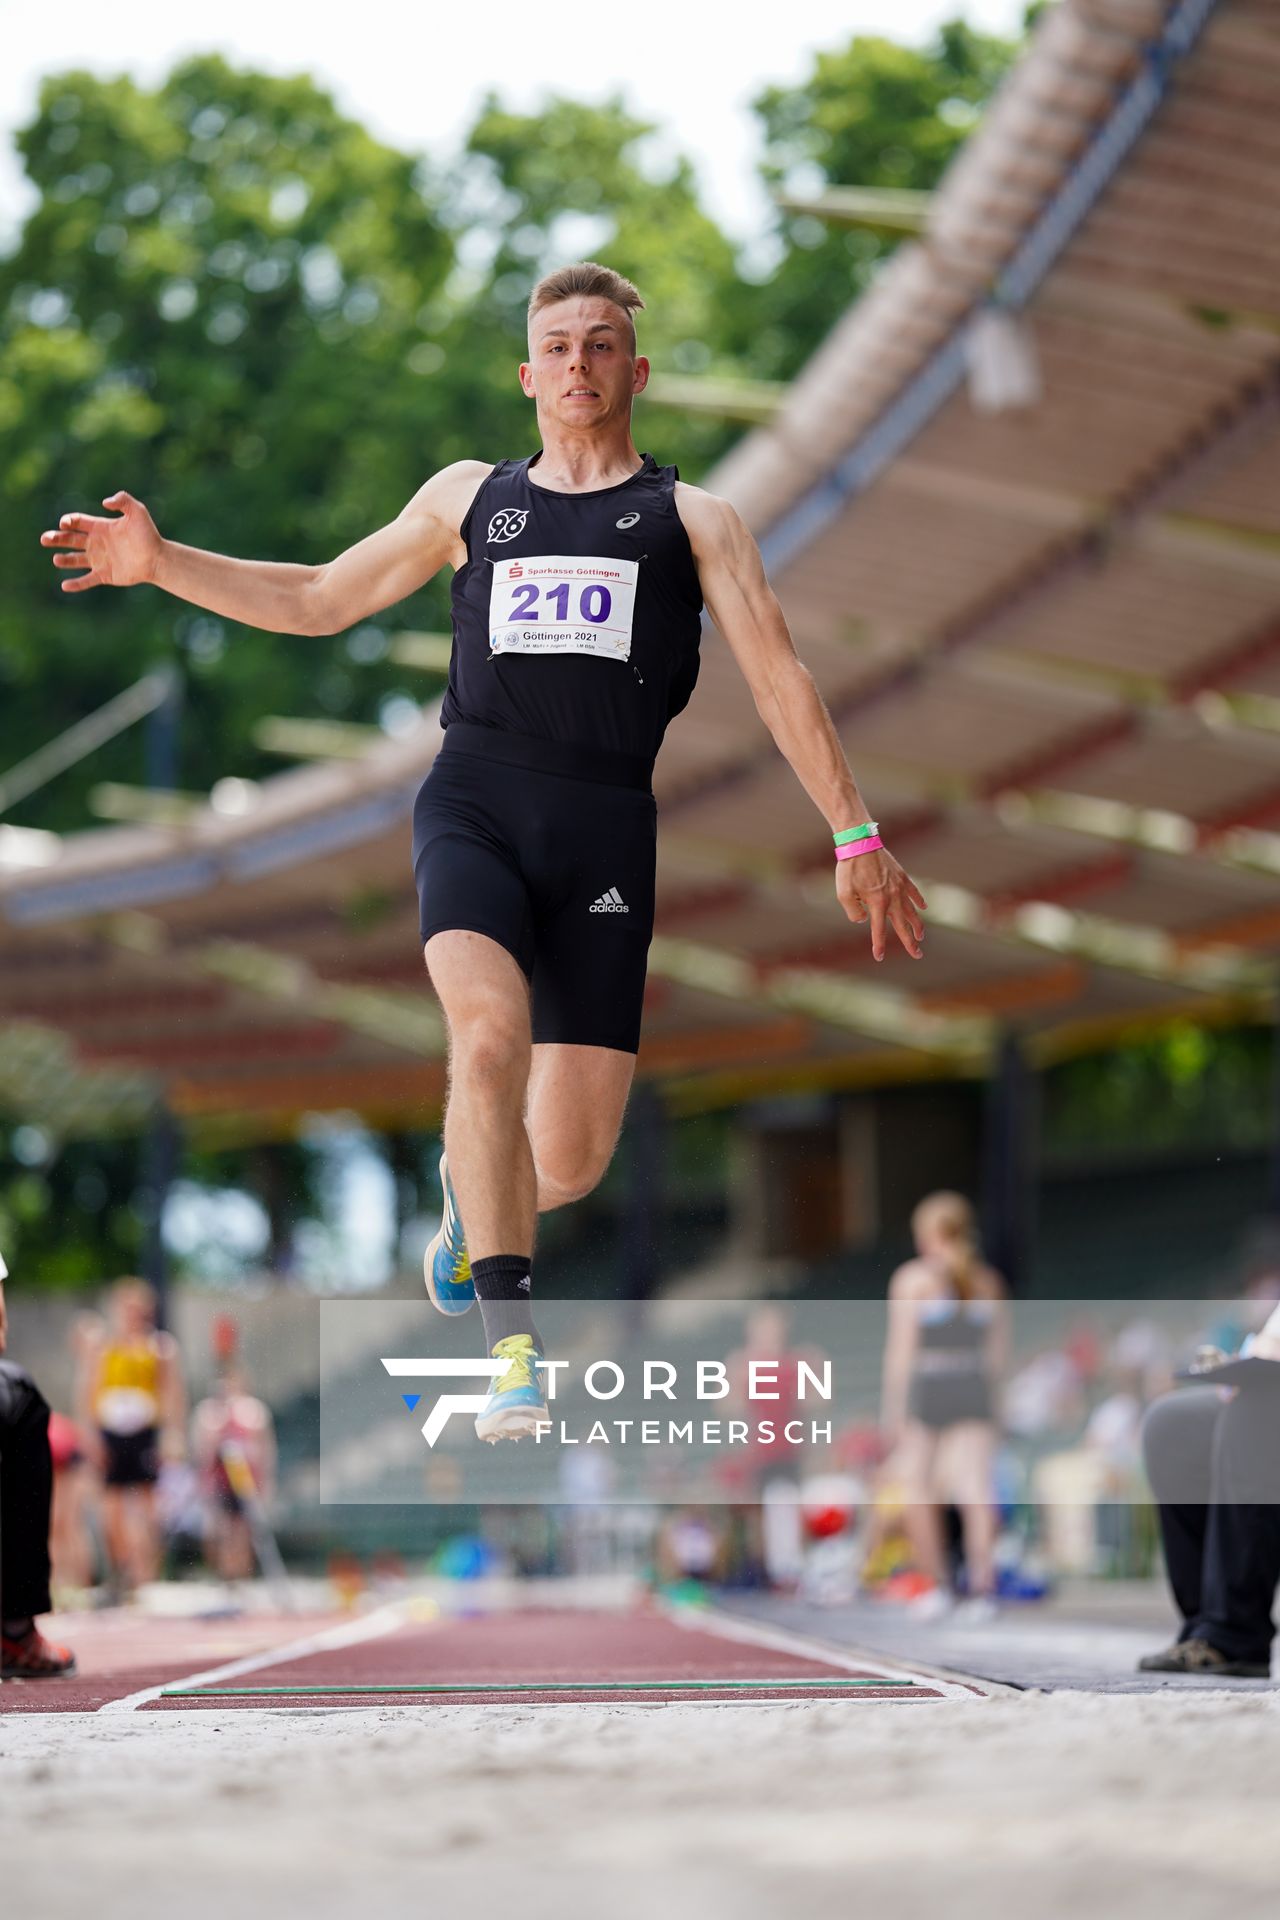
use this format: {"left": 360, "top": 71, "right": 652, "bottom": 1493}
{"left": 76, "top": 1279, "right": 186, "bottom": 1597}
{"left": 880, "top": 1192, "right": 1009, "bottom": 1620}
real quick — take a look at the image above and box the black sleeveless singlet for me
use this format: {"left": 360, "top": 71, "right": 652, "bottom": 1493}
{"left": 442, "top": 452, "right": 704, "bottom": 776}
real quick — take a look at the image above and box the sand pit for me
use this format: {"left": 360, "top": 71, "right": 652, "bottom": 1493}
{"left": 2, "top": 1690, "right": 1276, "bottom": 1920}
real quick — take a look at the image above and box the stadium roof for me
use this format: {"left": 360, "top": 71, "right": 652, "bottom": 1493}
{"left": 4, "top": 0, "right": 1280, "bottom": 1134}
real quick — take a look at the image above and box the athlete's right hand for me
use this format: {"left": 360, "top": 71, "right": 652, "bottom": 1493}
{"left": 836, "top": 846, "right": 927, "bottom": 963}
{"left": 40, "top": 489, "right": 161, "bottom": 593}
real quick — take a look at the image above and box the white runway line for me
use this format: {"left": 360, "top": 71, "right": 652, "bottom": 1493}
{"left": 97, "top": 1600, "right": 410, "bottom": 1714}
{"left": 666, "top": 1602, "right": 987, "bottom": 1700}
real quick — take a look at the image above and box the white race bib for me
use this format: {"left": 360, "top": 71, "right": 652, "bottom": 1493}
{"left": 488, "top": 554, "right": 637, "bottom": 662}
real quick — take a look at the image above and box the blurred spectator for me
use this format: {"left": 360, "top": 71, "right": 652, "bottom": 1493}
{"left": 191, "top": 1363, "right": 277, "bottom": 1583}
{"left": 1063, "top": 1318, "right": 1103, "bottom": 1391}
{"left": 0, "top": 1252, "right": 76, "bottom": 1678}
{"left": 655, "top": 1508, "right": 730, "bottom": 1588}
{"left": 1111, "top": 1317, "right": 1174, "bottom": 1401}
{"left": 75, "top": 1278, "right": 187, "bottom": 1596}
{"left": 1137, "top": 1303, "right": 1280, "bottom": 1678}
{"left": 1003, "top": 1346, "right": 1086, "bottom": 1439}
{"left": 557, "top": 1445, "right": 618, "bottom": 1578}
{"left": 1083, "top": 1382, "right": 1144, "bottom": 1471}
{"left": 47, "top": 1409, "right": 95, "bottom": 1596}
{"left": 880, "top": 1191, "right": 1009, "bottom": 1620}
{"left": 721, "top": 1305, "right": 832, "bottom": 1585}
{"left": 724, "top": 1306, "right": 828, "bottom": 1484}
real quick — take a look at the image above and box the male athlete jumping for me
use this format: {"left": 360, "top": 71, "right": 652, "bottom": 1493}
{"left": 42, "top": 262, "right": 926, "bottom": 1442}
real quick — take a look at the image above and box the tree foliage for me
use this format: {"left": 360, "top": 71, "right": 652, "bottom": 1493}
{"left": 1, "top": 55, "right": 457, "bottom": 823}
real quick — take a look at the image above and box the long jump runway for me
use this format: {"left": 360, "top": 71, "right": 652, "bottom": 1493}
{"left": 0, "top": 1600, "right": 983, "bottom": 1712}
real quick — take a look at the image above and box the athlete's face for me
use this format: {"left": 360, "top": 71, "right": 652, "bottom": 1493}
{"left": 521, "top": 296, "right": 649, "bottom": 429}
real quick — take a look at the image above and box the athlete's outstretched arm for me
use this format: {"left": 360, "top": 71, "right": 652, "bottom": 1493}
{"left": 39, "top": 461, "right": 490, "bottom": 636}
{"left": 678, "top": 486, "right": 925, "bottom": 962}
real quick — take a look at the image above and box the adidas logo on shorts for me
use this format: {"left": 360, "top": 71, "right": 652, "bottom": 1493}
{"left": 589, "top": 887, "right": 629, "bottom": 914}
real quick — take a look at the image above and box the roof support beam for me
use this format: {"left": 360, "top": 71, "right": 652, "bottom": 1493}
{"left": 658, "top": 822, "right": 1264, "bottom": 1001}
{"left": 0, "top": 1021, "right": 155, "bottom": 1137}
{"left": 644, "top": 373, "right": 787, "bottom": 426}
{"left": 252, "top": 717, "right": 386, "bottom": 761}
{"left": 388, "top": 633, "right": 454, "bottom": 673}
{"left": 104, "top": 914, "right": 445, "bottom": 1061}
{"left": 773, "top": 185, "right": 933, "bottom": 235}
{"left": 77, "top": 1023, "right": 343, "bottom": 1071}
{"left": 647, "top": 932, "right": 991, "bottom": 1062}
{"left": 0, "top": 670, "right": 179, "bottom": 818}
{"left": 637, "top": 1016, "right": 815, "bottom": 1077}
{"left": 170, "top": 1060, "right": 447, "bottom": 1122}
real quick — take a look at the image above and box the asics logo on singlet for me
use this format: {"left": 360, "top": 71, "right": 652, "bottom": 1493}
{"left": 488, "top": 508, "right": 528, "bottom": 544}
{"left": 616, "top": 512, "right": 640, "bottom": 529}
{"left": 590, "top": 887, "right": 629, "bottom": 914}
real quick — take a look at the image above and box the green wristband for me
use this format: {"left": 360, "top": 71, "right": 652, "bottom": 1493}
{"left": 833, "top": 822, "right": 879, "bottom": 847}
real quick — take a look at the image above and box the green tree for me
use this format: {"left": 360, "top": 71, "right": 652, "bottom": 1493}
{"left": 734, "top": 19, "right": 1022, "bottom": 377}
{"left": 0, "top": 56, "right": 455, "bottom": 828}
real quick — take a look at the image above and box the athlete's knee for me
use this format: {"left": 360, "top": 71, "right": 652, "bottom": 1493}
{"left": 534, "top": 1124, "right": 618, "bottom": 1206}
{"left": 535, "top": 1152, "right": 606, "bottom": 1208}
{"left": 449, "top": 1008, "right": 528, "bottom": 1097}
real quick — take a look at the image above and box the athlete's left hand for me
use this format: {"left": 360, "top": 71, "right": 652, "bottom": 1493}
{"left": 836, "top": 849, "right": 926, "bottom": 962}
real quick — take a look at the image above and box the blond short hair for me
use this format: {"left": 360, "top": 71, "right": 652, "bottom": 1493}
{"left": 527, "top": 262, "right": 645, "bottom": 354}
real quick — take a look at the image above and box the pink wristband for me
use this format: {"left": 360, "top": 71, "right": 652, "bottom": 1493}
{"left": 835, "top": 835, "right": 883, "bottom": 861}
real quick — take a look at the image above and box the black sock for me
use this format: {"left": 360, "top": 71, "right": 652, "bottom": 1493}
{"left": 3, "top": 1618, "right": 34, "bottom": 1641}
{"left": 471, "top": 1255, "right": 540, "bottom": 1352}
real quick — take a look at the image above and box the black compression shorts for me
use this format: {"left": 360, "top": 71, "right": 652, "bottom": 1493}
{"left": 907, "top": 1371, "right": 995, "bottom": 1431}
{"left": 411, "top": 725, "right": 657, "bottom": 1054}
{"left": 100, "top": 1426, "right": 160, "bottom": 1488}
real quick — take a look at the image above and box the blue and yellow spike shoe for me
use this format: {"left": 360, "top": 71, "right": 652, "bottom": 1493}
{"left": 475, "top": 1334, "right": 549, "bottom": 1444}
{"left": 423, "top": 1152, "right": 475, "bottom": 1316}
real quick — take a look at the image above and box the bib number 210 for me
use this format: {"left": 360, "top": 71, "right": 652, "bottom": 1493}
{"left": 489, "top": 553, "right": 638, "bottom": 662}
{"left": 509, "top": 580, "right": 613, "bottom": 624}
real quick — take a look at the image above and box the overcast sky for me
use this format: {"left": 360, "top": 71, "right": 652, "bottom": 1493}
{"left": 1, "top": 0, "right": 1029, "bottom": 250}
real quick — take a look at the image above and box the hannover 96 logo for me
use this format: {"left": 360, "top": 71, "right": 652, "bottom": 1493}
{"left": 487, "top": 508, "right": 528, "bottom": 544}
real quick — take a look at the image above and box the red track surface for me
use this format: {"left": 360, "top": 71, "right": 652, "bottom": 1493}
{"left": 0, "top": 1605, "right": 949, "bottom": 1713}
{"left": 0, "top": 1608, "right": 340, "bottom": 1713}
